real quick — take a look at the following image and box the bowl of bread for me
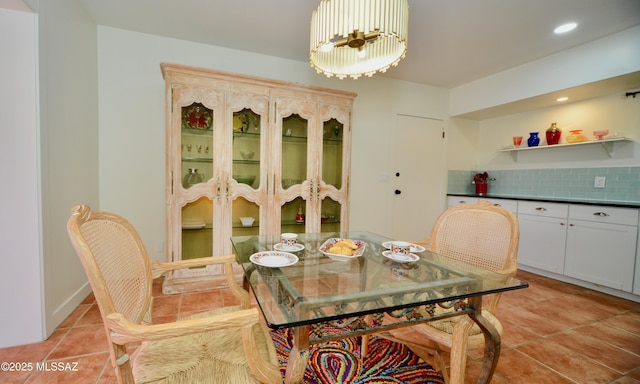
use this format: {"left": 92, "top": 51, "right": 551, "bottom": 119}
{"left": 319, "top": 238, "right": 366, "bottom": 261}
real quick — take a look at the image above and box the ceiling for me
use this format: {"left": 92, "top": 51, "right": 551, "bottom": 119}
{"left": 75, "top": 0, "right": 640, "bottom": 88}
{"left": 4, "top": 0, "right": 639, "bottom": 88}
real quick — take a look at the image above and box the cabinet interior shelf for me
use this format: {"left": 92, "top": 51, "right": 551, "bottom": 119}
{"left": 233, "top": 159, "right": 259, "bottom": 165}
{"left": 497, "top": 137, "right": 632, "bottom": 161}
{"left": 283, "top": 134, "right": 308, "bottom": 142}
{"left": 323, "top": 138, "right": 343, "bottom": 145}
{"left": 183, "top": 128, "right": 213, "bottom": 136}
{"left": 182, "top": 157, "right": 213, "bottom": 162}
{"left": 233, "top": 131, "right": 261, "bottom": 139}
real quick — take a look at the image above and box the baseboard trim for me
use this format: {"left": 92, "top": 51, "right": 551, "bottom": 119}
{"left": 519, "top": 265, "right": 640, "bottom": 303}
{"left": 46, "top": 281, "right": 93, "bottom": 337}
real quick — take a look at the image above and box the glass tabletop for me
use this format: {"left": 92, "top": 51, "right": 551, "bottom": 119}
{"left": 231, "top": 231, "right": 528, "bottom": 329}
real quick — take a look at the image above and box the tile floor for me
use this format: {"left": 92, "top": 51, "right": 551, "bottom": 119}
{"left": 1, "top": 270, "right": 639, "bottom": 383}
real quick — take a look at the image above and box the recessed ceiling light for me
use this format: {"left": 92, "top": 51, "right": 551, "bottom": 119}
{"left": 554, "top": 23, "right": 577, "bottom": 34}
{"left": 556, "top": 97, "right": 569, "bottom": 102}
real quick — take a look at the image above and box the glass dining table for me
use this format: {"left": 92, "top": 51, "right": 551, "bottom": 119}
{"left": 231, "top": 231, "right": 528, "bottom": 384}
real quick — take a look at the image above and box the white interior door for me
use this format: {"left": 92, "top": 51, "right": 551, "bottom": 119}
{"left": 391, "top": 114, "right": 445, "bottom": 241}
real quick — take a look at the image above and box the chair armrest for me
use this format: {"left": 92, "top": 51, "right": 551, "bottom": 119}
{"left": 105, "top": 307, "right": 260, "bottom": 345}
{"left": 413, "top": 238, "right": 431, "bottom": 250}
{"left": 150, "top": 254, "right": 236, "bottom": 279}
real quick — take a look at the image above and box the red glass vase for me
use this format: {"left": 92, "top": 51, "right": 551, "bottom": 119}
{"left": 546, "top": 123, "right": 561, "bottom": 145}
{"left": 475, "top": 183, "right": 488, "bottom": 196}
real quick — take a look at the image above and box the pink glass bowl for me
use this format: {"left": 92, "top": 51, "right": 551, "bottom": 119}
{"left": 593, "top": 130, "right": 609, "bottom": 140}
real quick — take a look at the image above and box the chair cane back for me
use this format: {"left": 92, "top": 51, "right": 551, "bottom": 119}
{"left": 67, "top": 205, "right": 282, "bottom": 384}
{"left": 372, "top": 201, "right": 519, "bottom": 383}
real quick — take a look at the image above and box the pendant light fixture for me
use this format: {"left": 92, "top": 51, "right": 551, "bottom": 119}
{"left": 310, "top": 0, "right": 409, "bottom": 79}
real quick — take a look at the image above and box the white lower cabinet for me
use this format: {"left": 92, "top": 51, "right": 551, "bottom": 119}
{"left": 479, "top": 198, "right": 518, "bottom": 215}
{"left": 517, "top": 201, "right": 569, "bottom": 274}
{"left": 447, "top": 196, "right": 478, "bottom": 207}
{"left": 448, "top": 196, "right": 640, "bottom": 296}
{"left": 564, "top": 205, "right": 638, "bottom": 292}
{"left": 635, "top": 229, "right": 640, "bottom": 295}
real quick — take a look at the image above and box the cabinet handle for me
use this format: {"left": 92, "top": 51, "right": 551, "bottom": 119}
{"left": 310, "top": 179, "right": 314, "bottom": 200}
{"left": 316, "top": 180, "right": 320, "bottom": 200}
{"left": 216, "top": 177, "right": 221, "bottom": 201}
{"left": 535, "top": 207, "right": 547, "bottom": 211}
{"left": 493, "top": 203, "right": 501, "bottom": 207}
{"left": 560, "top": 222, "right": 565, "bottom": 226}
{"left": 593, "top": 212, "right": 609, "bottom": 217}
{"left": 569, "top": 223, "right": 575, "bottom": 226}
{"left": 226, "top": 178, "right": 231, "bottom": 202}
{"left": 459, "top": 201, "right": 466, "bottom": 204}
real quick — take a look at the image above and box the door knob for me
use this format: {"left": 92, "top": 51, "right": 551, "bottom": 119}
{"left": 394, "top": 189, "right": 402, "bottom": 195}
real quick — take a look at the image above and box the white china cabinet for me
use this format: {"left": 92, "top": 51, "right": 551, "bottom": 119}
{"left": 161, "top": 63, "right": 356, "bottom": 293}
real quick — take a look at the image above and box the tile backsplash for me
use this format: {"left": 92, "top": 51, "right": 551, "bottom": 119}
{"left": 448, "top": 167, "right": 640, "bottom": 204}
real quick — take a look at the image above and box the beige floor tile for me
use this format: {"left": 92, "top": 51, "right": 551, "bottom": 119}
{"left": 3, "top": 269, "right": 639, "bottom": 384}
{"left": 517, "top": 338, "right": 620, "bottom": 383}
{"left": 47, "top": 325, "right": 109, "bottom": 360}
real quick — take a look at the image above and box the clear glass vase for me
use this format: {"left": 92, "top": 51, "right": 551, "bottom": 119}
{"left": 183, "top": 168, "right": 204, "bottom": 188}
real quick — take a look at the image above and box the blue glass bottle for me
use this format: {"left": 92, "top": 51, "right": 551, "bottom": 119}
{"left": 527, "top": 132, "right": 540, "bottom": 147}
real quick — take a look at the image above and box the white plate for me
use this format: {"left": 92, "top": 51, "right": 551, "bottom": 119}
{"left": 319, "top": 238, "right": 366, "bottom": 262}
{"left": 381, "top": 241, "right": 426, "bottom": 253}
{"left": 250, "top": 251, "right": 298, "bottom": 268}
{"left": 382, "top": 250, "right": 420, "bottom": 263}
{"left": 273, "top": 243, "right": 305, "bottom": 252}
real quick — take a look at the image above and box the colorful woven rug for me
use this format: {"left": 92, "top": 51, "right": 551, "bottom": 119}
{"left": 270, "top": 328, "right": 445, "bottom": 384}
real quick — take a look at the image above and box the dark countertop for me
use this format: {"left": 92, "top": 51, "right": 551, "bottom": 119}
{"left": 447, "top": 193, "right": 640, "bottom": 209}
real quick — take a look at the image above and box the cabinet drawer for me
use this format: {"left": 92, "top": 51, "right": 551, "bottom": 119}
{"left": 517, "top": 201, "right": 568, "bottom": 218}
{"left": 447, "top": 196, "right": 478, "bottom": 207}
{"left": 569, "top": 205, "right": 639, "bottom": 226}
{"left": 480, "top": 198, "right": 518, "bottom": 214}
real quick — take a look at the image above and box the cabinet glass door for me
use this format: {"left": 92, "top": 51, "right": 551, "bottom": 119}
{"left": 181, "top": 102, "right": 214, "bottom": 189}
{"left": 322, "top": 118, "right": 343, "bottom": 189}
{"left": 281, "top": 196, "right": 307, "bottom": 234}
{"left": 232, "top": 196, "right": 259, "bottom": 236}
{"left": 181, "top": 196, "right": 213, "bottom": 261}
{"left": 320, "top": 197, "right": 341, "bottom": 232}
{"left": 281, "top": 114, "right": 308, "bottom": 190}
{"left": 231, "top": 106, "right": 266, "bottom": 236}
{"left": 232, "top": 108, "right": 261, "bottom": 189}
{"left": 279, "top": 113, "right": 308, "bottom": 232}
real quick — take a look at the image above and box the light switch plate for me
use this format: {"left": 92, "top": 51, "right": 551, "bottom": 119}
{"left": 594, "top": 176, "right": 606, "bottom": 188}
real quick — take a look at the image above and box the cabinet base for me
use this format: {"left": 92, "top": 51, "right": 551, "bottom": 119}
{"left": 519, "top": 265, "right": 640, "bottom": 303}
{"left": 162, "top": 273, "right": 243, "bottom": 295}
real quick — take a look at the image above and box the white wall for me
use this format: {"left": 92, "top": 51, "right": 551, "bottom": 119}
{"left": 450, "top": 25, "right": 640, "bottom": 117}
{"left": 97, "top": 27, "right": 449, "bottom": 249}
{"left": 446, "top": 26, "right": 640, "bottom": 173}
{"left": 478, "top": 93, "right": 640, "bottom": 170}
{"left": 29, "top": 0, "right": 99, "bottom": 338}
{"left": 0, "top": 7, "right": 44, "bottom": 348}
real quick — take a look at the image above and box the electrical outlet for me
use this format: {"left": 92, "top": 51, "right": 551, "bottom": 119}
{"left": 594, "top": 176, "right": 606, "bottom": 188}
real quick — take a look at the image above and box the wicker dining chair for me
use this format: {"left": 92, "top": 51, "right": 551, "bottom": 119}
{"left": 370, "top": 201, "right": 519, "bottom": 383}
{"left": 67, "top": 205, "right": 282, "bottom": 384}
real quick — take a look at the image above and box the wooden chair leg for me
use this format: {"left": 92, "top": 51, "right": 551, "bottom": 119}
{"left": 360, "top": 315, "right": 373, "bottom": 358}
{"left": 449, "top": 316, "right": 474, "bottom": 384}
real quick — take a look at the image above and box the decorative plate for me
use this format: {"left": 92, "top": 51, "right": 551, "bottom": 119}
{"left": 273, "top": 243, "right": 305, "bottom": 252}
{"left": 381, "top": 241, "right": 426, "bottom": 253}
{"left": 382, "top": 250, "right": 420, "bottom": 263}
{"left": 319, "top": 238, "right": 366, "bottom": 262}
{"left": 250, "top": 251, "right": 298, "bottom": 268}
{"left": 182, "top": 103, "right": 212, "bottom": 130}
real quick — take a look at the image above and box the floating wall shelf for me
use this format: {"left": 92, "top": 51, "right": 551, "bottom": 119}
{"left": 497, "top": 137, "right": 633, "bottom": 161}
